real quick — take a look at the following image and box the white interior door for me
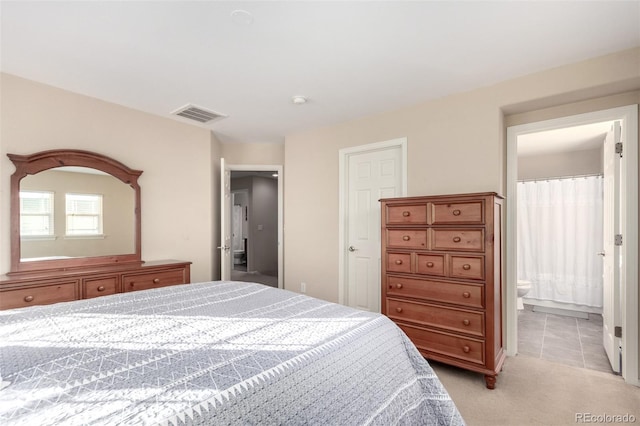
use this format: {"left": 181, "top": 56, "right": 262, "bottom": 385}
{"left": 602, "top": 121, "right": 622, "bottom": 373}
{"left": 220, "top": 158, "right": 231, "bottom": 281}
{"left": 346, "top": 146, "right": 402, "bottom": 312}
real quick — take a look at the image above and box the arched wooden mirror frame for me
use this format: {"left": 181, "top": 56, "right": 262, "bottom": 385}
{"left": 8, "top": 149, "right": 142, "bottom": 274}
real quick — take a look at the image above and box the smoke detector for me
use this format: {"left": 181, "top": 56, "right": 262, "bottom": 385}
{"left": 292, "top": 96, "right": 308, "bottom": 105}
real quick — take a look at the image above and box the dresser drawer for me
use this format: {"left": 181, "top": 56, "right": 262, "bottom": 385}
{"left": 387, "top": 298, "right": 485, "bottom": 337}
{"left": 450, "top": 256, "right": 484, "bottom": 280}
{"left": 83, "top": 276, "right": 118, "bottom": 299}
{"left": 398, "top": 323, "right": 485, "bottom": 365}
{"left": 432, "top": 229, "right": 484, "bottom": 252}
{"left": 415, "top": 254, "right": 445, "bottom": 276}
{"left": 386, "top": 204, "right": 428, "bottom": 225}
{"left": 385, "top": 275, "right": 484, "bottom": 308}
{"left": 0, "top": 281, "right": 78, "bottom": 310}
{"left": 123, "top": 268, "right": 187, "bottom": 292}
{"left": 431, "top": 201, "right": 484, "bottom": 224}
{"left": 386, "top": 253, "right": 412, "bottom": 273}
{"left": 387, "top": 230, "right": 427, "bottom": 249}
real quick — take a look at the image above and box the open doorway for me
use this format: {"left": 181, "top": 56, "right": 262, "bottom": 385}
{"left": 515, "top": 121, "right": 613, "bottom": 374}
{"left": 506, "top": 105, "right": 639, "bottom": 386}
{"left": 229, "top": 170, "right": 280, "bottom": 288}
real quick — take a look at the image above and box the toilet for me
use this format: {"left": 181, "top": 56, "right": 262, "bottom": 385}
{"left": 517, "top": 280, "right": 532, "bottom": 310}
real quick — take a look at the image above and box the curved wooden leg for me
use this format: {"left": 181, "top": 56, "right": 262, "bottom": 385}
{"left": 484, "top": 374, "right": 496, "bottom": 389}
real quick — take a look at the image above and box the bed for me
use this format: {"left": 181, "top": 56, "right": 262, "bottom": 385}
{"left": 0, "top": 280, "right": 464, "bottom": 425}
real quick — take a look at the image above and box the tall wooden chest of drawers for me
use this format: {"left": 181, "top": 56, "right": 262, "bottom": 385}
{"left": 381, "top": 192, "right": 504, "bottom": 389}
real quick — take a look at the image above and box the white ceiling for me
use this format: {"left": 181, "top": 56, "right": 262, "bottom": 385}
{"left": 1, "top": 1, "right": 639, "bottom": 145}
{"left": 518, "top": 121, "right": 614, "bottom": 157}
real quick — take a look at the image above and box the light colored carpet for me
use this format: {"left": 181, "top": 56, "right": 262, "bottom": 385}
{"left": 430, "top": 355, "right": 640, "bottom": 426}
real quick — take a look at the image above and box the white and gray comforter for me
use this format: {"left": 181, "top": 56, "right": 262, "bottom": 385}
{"left": 0, "top": 281, "right": 464, "bottom": 425}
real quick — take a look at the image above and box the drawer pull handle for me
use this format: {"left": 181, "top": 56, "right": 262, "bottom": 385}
{"left": 452, "top": 209, "right": 461, "bottom": 216}
{"left": 396, "top": 283, "right": 403, "bottom": 289}
{"left": 153, "top": 278, "right": 161, "bottom": 284}
{"left": 463, "top": 346, "right": 471, "bottom": 353}
{"left": 462, "top": 264, "right": 471, "bottom": 270}
{"left": 463, "top": 319, "right": 470, "bottom": 326}
{"left": 402, "top": 211, "right": 410, "bottom": 217}
{"left": 23, "top": 295, "right": 34, "bottom": 303}
{"left": 462, "top": 292, "right": 471, "bottom": 298}
{"left": 97, "top": 286, "right": 106, "bottom": 292}
{"left": 396, "top": 307, "right": 403, "bottom": 313}
{"left": 395, "top": 260, "right": 403, "bottom": 265}
{"left": 426, "top": 261, "right": 434, "bottom": 268}
{"left": 453, "top": 236, "right": 462, "bottom": 243}
{"left": 402, "top": 235, "right": 410, "bottom": 241}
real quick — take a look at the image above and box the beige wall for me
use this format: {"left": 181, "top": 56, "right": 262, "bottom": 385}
{"left": 221, "top": 142, "right": 284, "bottom": 165}
{"left": 518, "top": 147, "right": 603, "bottom": 181}
{"left": 1, "top": 73, "right": 217, "bottom": 282}
{"left": 283, "top": 47, "right": 640, "bottom": 302}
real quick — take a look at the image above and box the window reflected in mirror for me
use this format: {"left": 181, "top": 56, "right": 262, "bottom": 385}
{"left": 19, "top": 166, "right": 135, "bottom": 262}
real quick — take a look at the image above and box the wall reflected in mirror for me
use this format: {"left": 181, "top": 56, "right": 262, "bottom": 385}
{"left": 19, "top": 166, "right": 135, "bottom": 261}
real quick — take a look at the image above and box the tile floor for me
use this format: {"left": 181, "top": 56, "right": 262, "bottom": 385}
{"left": 517, "top": 304, "right": 615, "bottom": 374}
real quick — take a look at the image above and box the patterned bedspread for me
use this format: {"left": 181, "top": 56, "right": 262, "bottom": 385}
{"left": 0, "top": 281, "right": 464, "bottom": 425}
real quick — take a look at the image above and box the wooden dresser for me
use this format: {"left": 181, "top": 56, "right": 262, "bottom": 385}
{"left": 0, "top": 260, "right": 191, "bottom": 310}
{"left": 380, "top": 192, "right": 504, "bottom": 389}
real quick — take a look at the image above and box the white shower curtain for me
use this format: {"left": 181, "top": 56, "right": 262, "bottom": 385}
{"left": 517, "top": 176, "right": 604, "bottom": 308}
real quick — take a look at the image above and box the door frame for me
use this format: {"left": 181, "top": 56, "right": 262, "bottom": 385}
{"left": 506, "top": 105, "right": 638, "bottom": 386}
{"left": 225, "top": 163, "right": 284, "bottom": 289}
{"left": 338, "top": 138, "right": 407, "bottom": 307}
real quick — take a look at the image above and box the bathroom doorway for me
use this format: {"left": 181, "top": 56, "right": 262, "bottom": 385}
{"left": 515, "top": 122, "right": 611, "bottom": 373}
{"left": 506, "top": 105, "right": 638, "bottom": 386}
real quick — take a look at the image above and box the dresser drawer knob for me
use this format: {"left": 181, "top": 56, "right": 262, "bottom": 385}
{"left": 153, "top": 278, "right": 161, "bottom": 284}
{"left": 402, "top": 211, "right": 410, "bottom": 217}
{"left": 396, "top": 307, "right": 403, "bottom": 313}
{"left": 23, "top": 295, "right": 34, "bottom": 303}
{"left": 396, "top": 283, "right": 403, "bottom": 289}
{"left": 462, "top": 291, "right": 471, "bottom": 298}
{"left": 426, "top": 261, "right": 434, "bottom": 268}
{"left": 463, "top": 346, "right": 471, "bottom": 353}
{"left": 97, "top": 286, "right": 106, "bottom": 292}
{"left": 402, "top": 235, "right": 410, "bottom": 241}
{"left": 452, "top": 209, "right": 461, "bottom": 216}
{"left": 462, "top": 264, "right": 471, "bottom": 270}
{"left": 463, "top": 319, "right": 470, "bottom": 326}
{"left": 395, "top": 260, "right": 403, "bottom": 265}
{"left": 453, "top": 236, "right": 462, "bottom": 243}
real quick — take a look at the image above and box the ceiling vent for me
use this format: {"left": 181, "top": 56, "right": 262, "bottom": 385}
{"left": 171, "top": 104, "right": 227, "bottom": 124}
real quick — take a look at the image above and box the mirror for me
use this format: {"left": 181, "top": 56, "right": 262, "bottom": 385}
{"left": 8, "top": 150, "right": 142, "bottom": 273}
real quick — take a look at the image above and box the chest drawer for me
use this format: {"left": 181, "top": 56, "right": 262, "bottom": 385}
{"left": 387, "top": 298, "right": 485, "bottom": 337}
{"left": 386, "top": 230, "right": 427, "bottom": 249}
{"left": 415, "top": 254, "right": 445, "bottom": 276}
{"left": 432, "top": 229, "right": 484, "bottom": 252}
{"left": 450, "top": 256, "right": 484, "bottom": 280}
{"left": 431, "top": 201, "right": 484, "bottom": 224}
{"left": 385, "top": 275, "right": 484, "bottom": 308}
{"left": 386, "top": 253, "right": 412, "bottom": 273}
{"left": 0, "top": 281, "right": 78, "bottom": 310}
{"left": 386, "top": 204, "right": 428, "bottom": 225}
{"left": 83, "top": 276, "right": 118, "bottom": 299}
{"left": 123, "top": 268, "right": 187, "bottom": 292}
{"left": 398, "top": 323, "right": 485, "bottom": 365}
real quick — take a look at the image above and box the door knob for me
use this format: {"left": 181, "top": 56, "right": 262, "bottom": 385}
{"left": 597, "top": 252, "right": 606, "bottom": 257}
{"left": 217, "top": 245, "right": 230, "bottom": 251}
{"left": 348, "top": 246, "right": 356, "bottom": 252}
